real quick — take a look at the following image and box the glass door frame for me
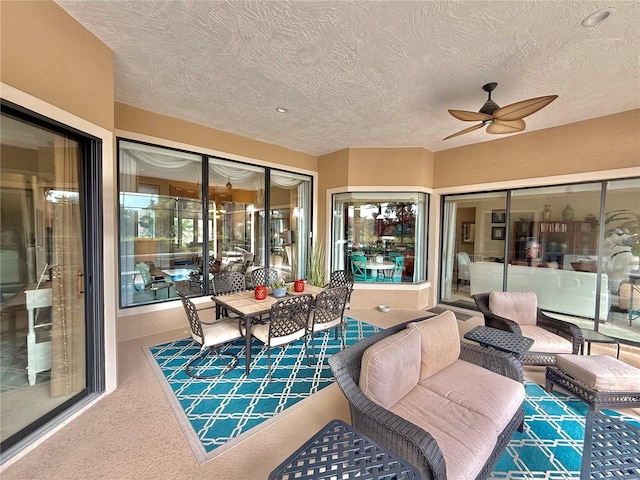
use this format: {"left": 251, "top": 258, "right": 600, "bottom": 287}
{"left": 0, "top": 100, "right": 104, "bottom": 458}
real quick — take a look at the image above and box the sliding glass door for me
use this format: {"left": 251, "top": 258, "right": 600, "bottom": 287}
{"left": 1, "top": 106, "right": 98, "bottom": 454}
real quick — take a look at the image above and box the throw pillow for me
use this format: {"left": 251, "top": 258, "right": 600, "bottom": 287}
{"left": 489, "top": 291, "right": 538, "bottom": 325}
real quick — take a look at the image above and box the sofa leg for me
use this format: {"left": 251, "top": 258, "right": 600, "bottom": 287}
{"left": 518, "top": 419, "right": 525, "bottom": 433}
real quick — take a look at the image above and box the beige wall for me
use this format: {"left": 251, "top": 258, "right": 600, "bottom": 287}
{"left": 434, "top": 109, "right": 640, "bottom": 188}
{"left": 347, "top": 147, "right": 434, "bottom": 187}
{"left": 0, "top": 0, "right": 114, "bottom": 131}
{"left": 115, "top": 103, "right": 317, "bottom": 171}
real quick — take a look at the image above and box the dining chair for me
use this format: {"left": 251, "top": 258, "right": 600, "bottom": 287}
{"left": 212, "top": 271, "right": 247, "bottom": 319}
{"left": 249, "top": 267, "right": 279, "bottom": 289}
{"left": 135, "top": 262, "right": 173, "bottom": 299}
{"left": 308, "top": 285, "right": 350, "bottom": 361}
{"left": 177, "top": 291, "right": 244, "bottom": 378}
{"left": 245, "top": 294, "right": 313, "bottom": 381}
{"left": 457, "top": 252, "right": 471, "bottom": 291}
{"left": 350, "top": 257, "right": 373, "bottom": 282}
{"left": 391, "top": 255, "right": 404, "bottom": 282}
{"left": 328, "top": 270, "right": 354, "bottom": 309}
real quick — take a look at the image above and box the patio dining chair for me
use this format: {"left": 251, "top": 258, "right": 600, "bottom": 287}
{"left": 245, "top": 294, "right": 313, "bottom": 381}
{"left": 249, "top": 267, "right": 279, "bottom": 289}
{"left": 327, "top": 270, "right": 354, "bottom": 309}
{"left": 350, "top": 257, "right": 374, "bottom": 282}
{"left": 177, "top": 291, "right": 243, "bottom": 378}
{"left": 212, "top": 271, "right": 246, "bottom": 319}
{"left": 308, "top": 285, "right": 350, "bottom": 361}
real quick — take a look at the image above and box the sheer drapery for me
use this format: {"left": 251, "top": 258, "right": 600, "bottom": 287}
{"left": 294, "top": 180, "right": 310, "bottom": 279}
{"left": 50, "top": 136, "right": 85, "bottom": 397}
{"left": 120, "top": 150, "right": 137, "bottom": 305}
{"left": 441, "top": 201, "right": 457, "bottom": 301}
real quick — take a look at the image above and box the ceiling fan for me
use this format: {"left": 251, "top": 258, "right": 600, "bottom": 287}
{"left": 443, "top": 82, "right": 557, "bottom": 140}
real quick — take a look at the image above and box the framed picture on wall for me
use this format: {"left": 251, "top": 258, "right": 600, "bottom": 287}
{"left": 491, "top": 209, "right": 506, "bottom": 223}
{"left": 491, "top": 226, "right": 506, "bottom": 240}
{"left": 462, "top": 222, "right": 475, "bottom": 243}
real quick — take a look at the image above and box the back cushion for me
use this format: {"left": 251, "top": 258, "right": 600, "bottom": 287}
{"left": 359, "top": 328, "right": 421, "bottom": 409}
{"left": 489, "top": 291, "right": 538, "bottom": 325}
{"left": 408, "top": 310, "right": 460, "bottom": 379}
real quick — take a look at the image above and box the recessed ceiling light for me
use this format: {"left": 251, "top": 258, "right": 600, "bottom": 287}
{"left": 581, "top": 7, "right": 614, "bottom": 27}
{"left": 275, "top": 107, "right": 288, "bottom": 113}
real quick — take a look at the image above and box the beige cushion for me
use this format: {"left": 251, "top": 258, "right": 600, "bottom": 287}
{"left": 556, "top": 354, "right": 640, "bottom": 391}
{"left": 489, "top": 291, "right": 538, "bottom": 325}
{"left": 408, "top": 310, "right": 460, "bottom": 379}
{"left": 250, "top": 322, "right": 305, "bottom": 347}
{"left": 359, "top": 328, "right": 421, "bottom": 409}
{"left": 520, "top": 325, "right": 573, "bottom": 353}
{"left": 391, "top": 385, "right": 497, "bottom": 480}
{"left": 419, "top": 359, "right": 525, "bottom": 435}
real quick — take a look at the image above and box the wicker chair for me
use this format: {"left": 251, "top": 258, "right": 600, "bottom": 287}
{"left": 308, "top": 285, "right": 350, "bottom": 360}
{"left": 245, "top": 294, "right": 313, "bottom": 380}
{"left": 328, "top": 321, "right": 524, "bottom": 480}
{"left": 473, "top": 292, "right": 582, "bottom": 366}
{"left": 177, "top": 291, "right": 243, "bottom": 378}
{"left": 327, "top": 270, "right": 354, "bottom": 309}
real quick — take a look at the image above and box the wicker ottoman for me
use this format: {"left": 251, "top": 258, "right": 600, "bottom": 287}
{"left": 545, "top": 354, "right": 640, "bottom": 411}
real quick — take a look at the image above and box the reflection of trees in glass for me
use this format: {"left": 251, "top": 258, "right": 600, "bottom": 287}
{"left": 179, "top": 219, "right": 195, "bottom": 247}
{"left": 137, "top": 210, "right": 155, "bottom": 238}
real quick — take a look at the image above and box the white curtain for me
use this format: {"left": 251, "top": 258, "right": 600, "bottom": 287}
{"left": 50, "top": 136, "right": 85, "bottom": 397}
{"left": 441, "top": 201, "right": 457, "bottom": 301}
{"left": 295, "top": 180, "right": 310, "bottom": 279}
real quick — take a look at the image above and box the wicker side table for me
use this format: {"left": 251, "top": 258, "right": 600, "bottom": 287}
{"left": 581, "top": 411, "right": 640, "bottom": 480}
{"left": 269, "top": 419, "right": 421, "bottom": 480}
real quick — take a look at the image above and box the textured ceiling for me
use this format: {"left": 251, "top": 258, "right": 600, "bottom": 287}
{"left": 55, "top": 0, "right": 640, "bottom": 156}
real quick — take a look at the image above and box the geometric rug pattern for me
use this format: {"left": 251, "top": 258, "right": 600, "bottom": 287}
{"left": 145, "top": 319, "right": 640, "bottom": 473}
{"left": 144, "top": 317, "right": 383, "bottom": 463}
{"left": 490, "top": 383, "right": 639, "bottom": 480}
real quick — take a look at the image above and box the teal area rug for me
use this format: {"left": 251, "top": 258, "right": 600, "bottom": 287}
{"left": 146, "top": 321, "right": 640, "bottom": 473}
{"left": 143, "top": 317, "right": 382, "bottom": 463}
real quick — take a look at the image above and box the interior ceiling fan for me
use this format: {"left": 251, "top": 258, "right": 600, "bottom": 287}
{"left": 443, "top": 82, "right": 558, "bottom": 140}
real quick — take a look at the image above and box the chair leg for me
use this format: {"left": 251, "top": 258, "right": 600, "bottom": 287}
{"left": 185, "top": 346, "right": 238, "bottom": 379}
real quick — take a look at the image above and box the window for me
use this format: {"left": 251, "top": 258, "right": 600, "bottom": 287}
{"left": 118, "top": 140, "right": 313, "bottom": 307}
{"left": 440, "top": 178, "right": 640, "bottom": 344}
{"left": 331, "top": 192, "right": 428, "bottom": 283}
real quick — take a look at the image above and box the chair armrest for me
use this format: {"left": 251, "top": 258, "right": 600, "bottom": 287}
{"left": 329, "top": 357, "right": 446, "bottom": 480}
{"left": 459, "top": 342, "right": 523, "bottom": 383}
{"left": 537, "top": 311, "right": 582, "bottom": 354}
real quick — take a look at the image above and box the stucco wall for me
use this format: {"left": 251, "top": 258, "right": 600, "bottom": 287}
{"left": 0, "top": 0, "right": 114, "bottom": 130}
{"left": 434, "top": 109, "right": 640, "bottom": 188}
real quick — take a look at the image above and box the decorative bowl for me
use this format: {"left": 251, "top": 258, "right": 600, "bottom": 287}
{"left": 378, "top": 305, "right": 390, "bottom": 313}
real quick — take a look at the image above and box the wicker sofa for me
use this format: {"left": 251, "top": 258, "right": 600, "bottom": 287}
{"left": 328, "top": 311, "right": 525, "bottom": 480}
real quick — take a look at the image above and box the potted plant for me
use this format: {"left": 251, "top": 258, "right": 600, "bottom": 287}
{"left": 271, "top": 275, "right": 288, "bottom": 298}
{"left": 307, "top": 239, "right": 326, "bottom": 287}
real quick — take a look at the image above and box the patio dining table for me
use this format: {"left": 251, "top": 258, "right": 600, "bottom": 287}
{"left": 211, "top": 283, "right": 325, "bottom": 375}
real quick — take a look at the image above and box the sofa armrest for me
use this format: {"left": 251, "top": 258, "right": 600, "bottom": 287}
{"left": 536, "top": 310, "right": 582, "bottom": 354}
{"left": 459, "top": 342, "right": 523, "bottom": 384}
{"left": 472, "top": 293, "right": 523, "bottom": 335}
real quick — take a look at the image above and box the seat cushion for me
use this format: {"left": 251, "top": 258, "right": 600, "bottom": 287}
{"left": 251, "top": 322, "right": 305, "bottom": 347}
{"left": 520, "top": 325, "right": 573, "bottom": 353}
{"left": 391, "top": 384, "right": 497, "bottom": 480}
{"left": 359, "top": 327, "right": 421, "bottom": 409}
{"left": 419, "top": 359, "right": 525, "bottom": 435}
{"left": 198, "top": 318, "right": 243, "bottom": 347}
{"left": 408, "top": 310, "right": 460, "bottom": 379}
{"left": 556, "top": 354, "right": 640, "bottom": 391}
{"left": 489, "top": 291, "right": 538, "bottom": 325}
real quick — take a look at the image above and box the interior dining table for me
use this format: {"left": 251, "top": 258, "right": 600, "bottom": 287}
{"left": 211, "top": 283, "right": 325, "bottom": 375}
{"left": 365, "top": 260, "right": 395, "bottom": 279}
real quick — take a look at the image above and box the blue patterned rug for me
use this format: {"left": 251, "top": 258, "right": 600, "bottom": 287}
{"left": 145, "top": 322, "right": 639, "bottom": 473}
{"left": 144, "top": 317, "right": 382, "bottom": 463}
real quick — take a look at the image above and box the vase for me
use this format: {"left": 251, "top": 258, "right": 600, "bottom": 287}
{"left": 542, "top": 205, "right": 552, "bottom": 220}
{"left": 254, "top": 285, "right": 267, "bottom": 300}
{"left": 294, "top": 279, "right": 305, "bottom": 292}
{"left": 272, "top": 287, "right": 287, "bottom": 298}
{"left": 562, "top": 204, "right": 574, "bottom": 221}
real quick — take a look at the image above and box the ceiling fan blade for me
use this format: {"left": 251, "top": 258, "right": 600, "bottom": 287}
{"left": 448, "top": 110, "right": 493, "bottom": 122}
{"left": 486, "top": 119, "right": 526, "bottom": 135}
{"left": 443, "top": 123, "right": 484, "bottom": 140}
{"left": 492, "top": 95, "right": 558, "bottom": 121}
